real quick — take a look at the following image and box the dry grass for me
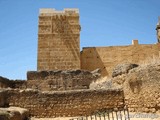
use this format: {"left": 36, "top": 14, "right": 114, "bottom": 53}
{"left": 89, "top": 76, "right": 111, "bottom": 89}
{"left": 89, "top": 76, "right": 122, "bottom": 90}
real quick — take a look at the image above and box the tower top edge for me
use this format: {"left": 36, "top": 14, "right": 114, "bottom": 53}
{"left": 39, "top": 8, "right": 79, "bottom": 15}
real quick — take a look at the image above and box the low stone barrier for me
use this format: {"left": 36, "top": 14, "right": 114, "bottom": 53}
{"left": 5, "top": 89, "right": 124, "bottom": 118}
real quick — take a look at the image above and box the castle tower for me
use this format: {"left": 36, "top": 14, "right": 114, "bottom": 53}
{"left": 156, "top": 17, "right": 160, "bottom": 43}
{"left": 37, "top": 9, "right": 81, "bottom": 71}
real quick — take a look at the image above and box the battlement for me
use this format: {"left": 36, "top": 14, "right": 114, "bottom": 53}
{"left": 39, "top": 8, "right": 79, "bottom": 16}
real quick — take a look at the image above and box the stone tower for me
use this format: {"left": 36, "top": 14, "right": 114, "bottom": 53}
{"left": 156, "top": 17, "right": 160, "bottom": 43}
{"left": 37, "top": 9, "right": 81, "bottom": 71}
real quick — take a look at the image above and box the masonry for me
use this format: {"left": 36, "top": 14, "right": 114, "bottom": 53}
{"left": 38, "top": 9, "right": 81, "bottom": 71}
{"left": 26, "top": 69, "right": 100, "bottom": 91}
{"left": 81, "top": 40, "right": 160, "bottom": 76}
{"left": 80, "top": 18, "right": 160, "bottom": 76}
{"left": 37, "top": 9, "right": 160, "bottom": 77}
{"left": 0, "top": 89, "right": 124, "bottom": 118}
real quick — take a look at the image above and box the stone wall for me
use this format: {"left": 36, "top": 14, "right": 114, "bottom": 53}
{"left": 38, "top": 8, "right": 81, "bottom": 71}
{"left": 122, "top": 63, "right": 160, "bottom": 113}
{"left": 81, "top": 41, "right": 160, "bottom": 76}
{"left": 5, "top": 89, "right": 124, "bottom": 118}
{"left": 103, "top": 63, "right": 160, "bottom": 113}
{"left": 0, "top": 76, "right": 26, "bottom": 89}
{"left": 27, "top": 70, "right": 100, "bottom": 91}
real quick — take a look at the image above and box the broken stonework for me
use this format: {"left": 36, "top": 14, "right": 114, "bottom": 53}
{"left": 112, "top": 63, "right": 139, "bottom": 77}
{"left": 0, "top": 107, "right": 29, "bottom": 120}
{"left": 6, "top": 89, "right": 124, "bottom": 118}
{"left": 0, "top": 76, "right": 26, "bottom": 89}
{"left": 27, "top": 69, "right": 101, "bottom": 91}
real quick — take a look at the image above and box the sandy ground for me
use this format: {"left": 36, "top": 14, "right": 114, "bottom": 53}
{"left": 31, "top": 112, "right": 160, "bottom": 120}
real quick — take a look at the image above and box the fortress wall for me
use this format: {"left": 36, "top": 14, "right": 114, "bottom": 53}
{"left": 38, "top": 9, "right": 80, "bottom": 71}
{"left": 6, "top": 89, "right": 124, "bottom": 118}
{"left": 81, "top": 42, "right": 160, "bottom": 76}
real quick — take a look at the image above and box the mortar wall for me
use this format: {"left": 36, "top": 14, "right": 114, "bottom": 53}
{"left": 81, "top": 43, "right": 160, "bottom": 76}
{"left": 7, "top": 89, "right": 124, "bottom": 118}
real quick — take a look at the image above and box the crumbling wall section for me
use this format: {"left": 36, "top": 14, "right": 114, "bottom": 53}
{"left": 27, "top": 70, "right": 100, "bottom": 91}
{"left": 6, "top": 89, "right": 124, "bottom": 118}
{"left": 123, "top": 64, "right": 160, "bottom": 113}
{"left": 104, "top": 63, "right": 160, "bottom": 113}
{"left": 0, "top": 76, "right": 26, "bottom": 89}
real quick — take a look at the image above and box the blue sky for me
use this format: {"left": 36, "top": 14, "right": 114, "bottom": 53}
{"left": 0, "top": 0, "right": 160, "bottom": 79}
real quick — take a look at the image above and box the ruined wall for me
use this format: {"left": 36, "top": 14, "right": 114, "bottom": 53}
{"left": 81, "top": 41, "right": 160, "bottom": 76}
{"left": 6, "top": 89, "right": 124, "bottom": 118}
{"left": 38, "top": 9, "right": 80, "bottom": 71}
{"left": 123, "top": 64, "right": 160, "bottom": 113}
{"left": 0, "top": 76, "right": 26, "bottom": 89}
{"left": 104, "top": 63, "right": 160, "bottom": 113}
{"left": 26, "top": 70, "right": 100, "bottom": 91}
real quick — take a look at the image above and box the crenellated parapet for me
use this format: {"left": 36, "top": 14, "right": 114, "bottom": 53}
{"left": 39, "top": 8, "right": 79, "bottom": 16}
